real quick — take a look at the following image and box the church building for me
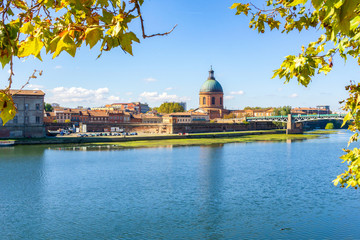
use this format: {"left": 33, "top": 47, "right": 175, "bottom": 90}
{"left": 196, "top": 67, "right": 229, "bottom": 119}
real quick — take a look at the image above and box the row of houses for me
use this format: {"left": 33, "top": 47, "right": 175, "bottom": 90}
{"left": 91, "top": 102, "right": 150, "bottom": 113}
{"left": 44, "top": 108, "right": 210, "bottom": 124}
{"left": 45, "top": 108, "right": 132, "bottom": 124}
{"left": 45, "top": 105, "right": 332, "bottom": 125}
{"left": 230, "top": 106, "right": 331, "bottom": 118}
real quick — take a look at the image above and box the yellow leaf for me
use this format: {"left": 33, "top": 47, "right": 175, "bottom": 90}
{"left": 230, "top": 3, "right": 241, "bottom": 9}
{"left": 289, "top": 0, "right": 308, "bottom": 7}
{"left": 0, "top": 92, "right": 17, "bottom": 125}
{"left": 342, "top": 111, "right": 352, "bottom": 128}
{"left": 18, "top": 37, "right": 44, "bottom": 60}
{"left": 53, "top": 32, "right": 76, "bottom": 58}
{"left": 19, "top": 22, "right": 34, "bottom": 34}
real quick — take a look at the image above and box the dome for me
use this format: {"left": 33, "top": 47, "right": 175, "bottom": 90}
{"left": 199, "top": 68, "right": 223, "bottom": 93}
{"left": 200, "top": 79, "right": 223, "bottom": 93}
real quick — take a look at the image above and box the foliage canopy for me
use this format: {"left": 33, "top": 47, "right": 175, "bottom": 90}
{"left": 44, "top": 103, "right": 53, "bottom": 112}
{"left": 0, "top": 0, "right": 175, "bottom": 125}
{"left": 232, "top": 0, "right": 360, "bottom": 189}
{"left": 153, "top": 102, "right": 184, "bottom": 114}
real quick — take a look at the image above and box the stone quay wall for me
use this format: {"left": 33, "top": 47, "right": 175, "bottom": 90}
{"left": 45, "top": 121, "right": 278, "bottom": 134}
{"left": 0, "top": 125, "right": 45, "bottom": 138}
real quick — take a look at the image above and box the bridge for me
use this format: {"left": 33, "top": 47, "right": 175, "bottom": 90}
{"left": 246, "top": 114, "right": 346, "bottom": 134}
{"left": 246, "top": 114, "right": 346, "bottom": 123}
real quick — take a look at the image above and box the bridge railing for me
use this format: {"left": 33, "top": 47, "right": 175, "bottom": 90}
{"left": 247, "top": 113, "right": 346, "bottom": 121}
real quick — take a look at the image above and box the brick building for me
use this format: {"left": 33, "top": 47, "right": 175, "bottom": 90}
{"left": 0, "top": 90, "right": 45, "bottom": 138}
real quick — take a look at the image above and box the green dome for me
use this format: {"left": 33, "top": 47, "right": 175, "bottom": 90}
{"left": 200, "top": 68, "right": 223, "bottom": 93}
{"left": 200, "top": 79, "right": 223, "bottom": 93}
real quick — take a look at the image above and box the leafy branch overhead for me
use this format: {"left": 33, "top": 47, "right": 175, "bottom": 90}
{"left": 232, "top": 0, "right": 360, "bottom": 189}
{"left": 231, "top": 0, "right": 360, "bottom": 87}
{"left": 0, "top": 0, "right": 176, "bottom": 125}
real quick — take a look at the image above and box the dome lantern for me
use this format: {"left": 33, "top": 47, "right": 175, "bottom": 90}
{"left": 200, "top": 67, "right": 223, "bottom": 93}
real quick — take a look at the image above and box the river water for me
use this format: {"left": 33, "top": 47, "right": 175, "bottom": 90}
{"left": 1, "top": 131, "right": 360, "bottom": 239}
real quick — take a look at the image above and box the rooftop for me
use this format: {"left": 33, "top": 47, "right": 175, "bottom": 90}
{"left": 9, "top": 90, "right": 45, "bottom": 96}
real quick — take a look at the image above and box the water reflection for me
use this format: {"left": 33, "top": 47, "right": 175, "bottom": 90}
{"left": 0, "top": 145, "right": 46, "bottom": 239}
{"left": 198, "top": 145, "right": 225, "bottom": 239}
{"left": 0, "top": 145, "right": 45, "bottom": 159}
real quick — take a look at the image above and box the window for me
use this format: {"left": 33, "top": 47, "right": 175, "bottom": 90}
{"left": 13, "top": 116, "right": 18, "bottom": 124}
{"left": 220, "top": 97, "right": 222, "bottom": 105}
{"left": 203, "top": 97, "right": 206, "bottom": 105}
{"left": 36, "top": 103, "right": 40, "bottom": 110}
{"left": 211, "top": 97, "right": 215, "bottom": 105}
{"left": 25, "top": 103, "right": 29, "bottom": 110}
{"left": 36, "top": 116, "right": 40, "bottom": 124}
{"left": 25, "top": 116, "right": 29, "bottom": 124}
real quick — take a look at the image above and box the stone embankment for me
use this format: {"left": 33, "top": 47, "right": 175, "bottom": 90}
{"left": 13, "top": 130, "right": 285, "bottom": 145}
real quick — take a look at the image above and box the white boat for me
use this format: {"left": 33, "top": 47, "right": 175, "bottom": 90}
{"left": 0, "top": 141, "right": 15, "bottom": 147}
{"left": 47, "top": 130, "right": 60, "bottom": 136}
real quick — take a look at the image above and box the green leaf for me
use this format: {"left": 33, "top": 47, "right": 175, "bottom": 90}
{"left": 101, "top": 9, "right": 113, "bottom": 24}
{"left": 311, "top": 0, "right": 322, "bottom": 10}
{"left": 97, "top": 0, "right": 109, "bottom": 7}
{"left": 338, "top": 0, "right": 360, "bottom": 34}
{"left": 120, "top": 32, "right": 139, "bottom": 55}
{"left": 0, "top": 55, "right": 10, "bottom": 68}
{"left": 85, "top": 27, "right": 103, "bottom": 49}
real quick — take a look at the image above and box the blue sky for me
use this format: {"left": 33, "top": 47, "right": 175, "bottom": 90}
{"left": 2, "top": 0, "right": 358, "bottom": 112}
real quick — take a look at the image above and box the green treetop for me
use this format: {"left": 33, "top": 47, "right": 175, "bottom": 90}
{"left": 155, "top": 102, "right": 184, "bottom": 114}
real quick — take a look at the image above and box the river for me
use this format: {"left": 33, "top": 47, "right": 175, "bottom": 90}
{"left": 1, "top": 131, "right": 360, "bottom": 239}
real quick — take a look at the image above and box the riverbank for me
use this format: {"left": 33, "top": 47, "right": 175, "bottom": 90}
{"left": 2, "top": 129, "right": 337, "bottom": 146}
{"left": 92, "top": 133, "right": 321, "bottom": 149}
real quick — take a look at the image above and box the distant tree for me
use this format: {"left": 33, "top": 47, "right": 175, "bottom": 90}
{"left": 223, "top": 113, "right": 236, "bottom": 119}
{"left": 156, "top": 103, "right": 184, "bottom": 114}
{"left": 272, "top": 121, "right": 286, "bottom": 129}
{"left": 244, "top": 106, "right": 267, "bottom": 110}
{"left": 325, "top": 123, "right": 334, "bottom": 130}
{"left": 44, "top": 103, "right": 53, "bottom": 112}
{"left": 53, "top": 120, "right": 57, "bottom": 123}
{"left": 65, "top": 119, "right": 71, "bottom": 123}
{"left": 273, "top": 106, "right": 292, "bottom": 116}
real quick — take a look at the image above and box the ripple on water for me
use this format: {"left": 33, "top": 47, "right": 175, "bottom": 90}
{"left": 0, "top": 130, "right": 360, "bottom": 239}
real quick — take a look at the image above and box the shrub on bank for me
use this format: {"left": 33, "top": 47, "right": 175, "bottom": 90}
{"left": 325, "top": 123, "right": 334, "bottom": 129}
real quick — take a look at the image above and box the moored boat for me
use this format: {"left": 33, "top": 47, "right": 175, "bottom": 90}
{"left": 47, "top": 130, "right": 60, "bottom": 136}
{"left": 0, "top": 141, "right": 15, "bottom": 147}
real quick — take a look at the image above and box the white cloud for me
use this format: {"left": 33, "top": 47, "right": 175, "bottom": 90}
{"left": 55, "top": 65, "right": 62, "bottom": 69}
{"left": 165, "top": 87, "right": 174, "bottom": 91}
{"left": 139, "top": 91, "right": 190, "bottom": 103}
{"left": 125, "top": 92, "right": 133, "bottom": 96}
{"left": 144, "top": 77, "right": 157, "bottom": 82}
{"left": 26, "top": 84, "right": 45, "bottom": 90}
{"left": 224, "top": 95, "right": 235, "bottom": 100}
{"left": 46, "top": 87, "right": 119, "bottom": 106}
{"left": 140, "top": 92, "right": 159, "bottom": 98}
{"left": 108, "top": 96, "right": 120, "bottom": 102}
{"left": 290, "top": 93, "right": 298, "bottom": 98}
{"left": 230, "top": 90, "right": 244, "bottom": 95}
